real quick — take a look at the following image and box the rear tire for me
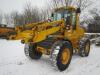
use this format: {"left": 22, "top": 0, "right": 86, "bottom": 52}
{"left": 24, "top": 43, "right": 42, "bottom": 60}
{"left": 79, "top": 39, "right": 90, "bottom": 57}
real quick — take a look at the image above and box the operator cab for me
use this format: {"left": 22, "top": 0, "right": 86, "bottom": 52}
{"left": 52, "top": 6, "right": 81, "bottom": 30}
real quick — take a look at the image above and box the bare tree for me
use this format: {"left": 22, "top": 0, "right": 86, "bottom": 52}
{"left": 23, "top": 2, "right": 41, "bottom": 24}
{"left": 9, "top": 1, "right": 47, "bottom": 27}
{"left": 87, "top": 8, "right": 100, "bottom": 33}
{"left": 39, "top": 8, "right": 50, "bottom": 21}
{"left": 11, "top": 11, "right": 20, "bottom": 26}
{"left": 4, "top": 14, "right": 10, "bottom": 26}
{"left": 6, "top": 0, "right": 94, "bottom": 27}
{"left": 0, "top": 11, "right": 3, "bottom": 24}
{"left": 77, "top": 0, "right": 93, "bottom": 10}
{"left": 47, "top": 0, "right": 93, "bottom": 11}
{"left": 89, "top": 8, "right": 99, "bottom": 19}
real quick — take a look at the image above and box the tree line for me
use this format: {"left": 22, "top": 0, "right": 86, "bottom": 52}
{"left": 0, "top": 0, "right": 94, "bottom": 28}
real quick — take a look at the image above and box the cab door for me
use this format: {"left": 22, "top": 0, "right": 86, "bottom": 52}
{"left": 64, "top": 12, "right": 78, "bottom": 41}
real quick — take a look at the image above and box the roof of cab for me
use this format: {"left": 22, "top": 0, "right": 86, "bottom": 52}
{"left": 54, "top": 6, "right": 77, "bottom": 12}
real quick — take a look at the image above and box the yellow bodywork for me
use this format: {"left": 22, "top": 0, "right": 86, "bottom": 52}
{"left": 14, "top": 20, "right": 63, "bottom": 42}
{"left": 12, "top": 6, "right": 85, "bottom": 53}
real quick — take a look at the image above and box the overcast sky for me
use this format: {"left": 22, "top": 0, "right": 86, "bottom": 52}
{"left": 0, "top": 0, "right": 47, "bottom": 14}
{"left": 0, "top": 0, "right": 100, "bottom": 14}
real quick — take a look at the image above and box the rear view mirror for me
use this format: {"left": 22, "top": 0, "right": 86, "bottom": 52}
{"left": 51, "top": 13, "right": 54, "bottom": 17}
{"left": 76, "top": 8, "right": 81, "bottom": 13}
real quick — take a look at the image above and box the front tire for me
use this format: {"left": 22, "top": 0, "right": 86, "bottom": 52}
{"left": 24, "top": 43, "right": 42, "bottom": 60}
{"left": 51, "top": 41, "right": 73, "bottom": 71}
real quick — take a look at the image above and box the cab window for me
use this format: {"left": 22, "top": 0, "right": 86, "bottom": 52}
{"left": 72, "top": 12, "right": 76, "bottom": 30}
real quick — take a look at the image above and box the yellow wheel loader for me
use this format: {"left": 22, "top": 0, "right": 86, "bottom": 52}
{"left": 17, "top": 6, "right": 91, "bottom": 71}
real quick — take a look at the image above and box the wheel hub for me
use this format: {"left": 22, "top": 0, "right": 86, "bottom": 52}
{"left": 61, "top": 48, "right": 70, "bottom": 65}
{"left": 85, "top": 43, "right": 90, "bottom": 53}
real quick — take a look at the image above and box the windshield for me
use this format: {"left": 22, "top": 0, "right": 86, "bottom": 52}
{"left": 53, "top": 12, "right": 62, "bottom": 20}
{"left": 52, "top": 10, "right": 69, "bottom": 21}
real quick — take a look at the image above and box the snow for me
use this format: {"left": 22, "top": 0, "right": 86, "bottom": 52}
{"left": 0, "top": 39, "right": 100, "bottom": 75}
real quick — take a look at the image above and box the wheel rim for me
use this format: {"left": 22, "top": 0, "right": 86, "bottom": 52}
{"left": 61, "top": 48, "right": 70, "bottom": 65}
{"left": 85, "top": 42, "right": 90, "bottom": 53}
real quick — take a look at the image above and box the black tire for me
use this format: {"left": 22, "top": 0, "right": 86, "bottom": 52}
{"left": 6, "top": 33, "right": 10, "bottom": 40}
{"left": 56, "top": 41, "right": 73, "bottom": 71}
{"left": 25, "top": 43, "right": 42, "bottom": 60}
{"left": 79, "top": 39, "right": 90, "bottom": 57}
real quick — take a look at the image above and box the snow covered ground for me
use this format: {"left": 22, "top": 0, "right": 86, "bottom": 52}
{"left": 0, "top": 39, "right": 100, "bottom": 75}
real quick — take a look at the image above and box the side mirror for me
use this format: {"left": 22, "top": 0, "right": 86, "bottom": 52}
{"left": 51, "top": 13, "right": 54, "bottom": 17}
{"left": 76, "top": 8, "right": 81, "bottom": 13}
